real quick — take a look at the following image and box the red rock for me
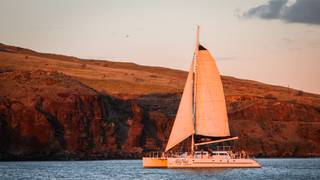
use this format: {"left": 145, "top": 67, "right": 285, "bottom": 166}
{"left": 0, "top": 43, "right": 320, "bottom": 160}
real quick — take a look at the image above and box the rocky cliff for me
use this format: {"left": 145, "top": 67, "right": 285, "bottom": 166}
{"left": 0, "top": 43, "right": 319, "bottom": 160}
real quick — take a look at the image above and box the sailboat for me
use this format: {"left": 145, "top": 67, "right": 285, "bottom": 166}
{"left": 143, "top": 27, "right": 261, "bottom": 168}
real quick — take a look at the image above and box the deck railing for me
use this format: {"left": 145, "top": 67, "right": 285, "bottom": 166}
{"left": 143, "top": 150, "right": 252, "bottom": 159}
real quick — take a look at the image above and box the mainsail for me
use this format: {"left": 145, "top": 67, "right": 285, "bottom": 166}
{"left": 195, "top": 46, "right": 230, "bottom": 137}
{"left": 165, "top": 61, "right": 195, "bottom": 152}
{"left": 165, "top": 28, "right": 230, "bottom": 152}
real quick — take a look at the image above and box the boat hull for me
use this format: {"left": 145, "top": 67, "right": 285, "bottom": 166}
{"left": 142, "top": 157, "right": 168, "bottom": 168}
{"left": 143, "top": 157, "right": 261, "bottom": 168}
{"left": 167, "top": 157, "right": 261, "bottom": 168}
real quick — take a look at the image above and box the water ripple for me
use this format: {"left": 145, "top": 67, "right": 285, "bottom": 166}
{"left": 0, "top": 159, "right": 319, "bottom": 180}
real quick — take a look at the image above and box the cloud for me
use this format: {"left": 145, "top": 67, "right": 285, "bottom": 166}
{"left": 243, "top": 0, "right": 320, "bottom": 25}
{"left": 244, "top": 0, "right": 288, "bottom": 19}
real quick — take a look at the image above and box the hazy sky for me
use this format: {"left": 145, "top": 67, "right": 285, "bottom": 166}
{"left": 1, "top": 0, "right": 319, "bottom": 93}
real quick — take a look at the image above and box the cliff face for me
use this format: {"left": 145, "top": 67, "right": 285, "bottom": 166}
{"left": 228, "top": 96, "right": 320, "bottom": 157}
{"left": 0, "top": 43, "right": 320, "bottom": 160}
{"left": 0, "top": 69, "right": 181, "bottom": 160}
{"left": 0, "top": 70, "right": 148, "bottom": 159}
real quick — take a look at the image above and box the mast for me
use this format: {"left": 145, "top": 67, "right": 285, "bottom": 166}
{"left": 195, "top": 25, "right": 200, "bottom": 56}
{"left": 191, "top": 25, "right": 200, "bottom": 154}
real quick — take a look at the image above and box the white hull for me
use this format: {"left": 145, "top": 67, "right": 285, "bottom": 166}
{"left": 143, "top": 157, "right": 261, "bottom": 168}
{"left": 143, "top": 157, "right": 167, "bottom": 168}
{"left": 167, "top": 157, "right": 261, "bottom": 168}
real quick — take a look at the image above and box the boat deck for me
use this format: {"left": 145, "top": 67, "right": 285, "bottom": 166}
{"left": 143, "top": 151, "right": 261, "bottom": 168}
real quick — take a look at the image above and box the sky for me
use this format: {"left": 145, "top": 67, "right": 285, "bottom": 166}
{"left": 0, "top": 0, "right": 319, "bottom": 94}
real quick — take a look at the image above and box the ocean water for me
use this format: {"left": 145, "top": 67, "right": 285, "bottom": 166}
{"left": 0, "top": 159, "right": 319, "bottom": 180}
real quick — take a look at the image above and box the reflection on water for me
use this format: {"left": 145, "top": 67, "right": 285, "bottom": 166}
{"left": 0, "top": 159, "right": 319, "bottom": 179}
{"left": 172, "top": 168, "right": 228, "bottom": 174}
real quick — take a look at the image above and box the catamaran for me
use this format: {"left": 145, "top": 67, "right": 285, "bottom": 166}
{"left": 143, "top": 27, "right": 261, "bottom": 168}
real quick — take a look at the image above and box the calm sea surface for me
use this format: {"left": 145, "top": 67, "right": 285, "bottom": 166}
{"left": 0, "top": 159, "right": 319, "bottom": 180}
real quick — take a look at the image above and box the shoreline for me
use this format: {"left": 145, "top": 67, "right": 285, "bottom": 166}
{"left": 1, "top": 156, "right": 320, "bottom": 162}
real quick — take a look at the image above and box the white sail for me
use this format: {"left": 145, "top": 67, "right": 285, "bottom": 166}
{"left": 143, "top": 27, "right": 261, "bottom": 169}
{"left": 195, "top": 46, "right": 230, "bottom": 137}
{"left": 165, "top": 61, "right": 195, "bottom": 152}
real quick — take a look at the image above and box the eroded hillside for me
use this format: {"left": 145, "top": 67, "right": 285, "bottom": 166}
{"left": 0, "top": 43, "right": 319, "bottom": 160}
